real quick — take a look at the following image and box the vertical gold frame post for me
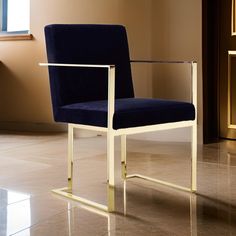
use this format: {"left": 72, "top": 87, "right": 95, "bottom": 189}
{"left": 68, "top": 124, "right": 74, "bottom": 190}
{"left": 191, "top": 62, "right": 197, "bottom": 192}
{"left": 107, "top": 65, "right": 116, "bottom": 212}
{"left": 121, "top": 135, "right": 127, "bottom": 179}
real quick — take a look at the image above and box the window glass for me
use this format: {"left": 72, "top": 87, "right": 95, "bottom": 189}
{"left": 7, "top": 0, "right": 30, "bottom": 32}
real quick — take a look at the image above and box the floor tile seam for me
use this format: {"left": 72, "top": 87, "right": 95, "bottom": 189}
{"left": 0, "top": 198, "right": 31, "bottom": 210}
{"left": 5, "top": 190, "right": 60, "bottom": 205}
{"left": 73, "top": 155, "right": 107, "bottom": 161}
{"left": 198, "top": 160, "right": 236, "bottom": 167}
{"left": 9, "top": 207, "right": 75, "bottom": 236}
{"left": 0, "top": 170, "right": 56, "bottom": 183}
{"left": 0, "top": 156, "right": 54, "bottom": 166}
{"left": 196, "top": 193, "right": 236, "bottom": 209}
{"left": 0, "top": 190, "right": 57, "bottom": 210}
{"left": 0, "top": 136, "right": 67, "bottom": 154}
{"left": 0, "top": 189, "right": 69, "bottom": 204}
{"left": 0, "top": 136, "right": 64, "bottom": 146}
{"left": 9, "top": 227, "right": 30, "bottom": 236}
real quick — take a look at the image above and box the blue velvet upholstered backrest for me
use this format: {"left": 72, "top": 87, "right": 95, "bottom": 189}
{"left": 44, "top": 24, "right": 134, "bottom": 115}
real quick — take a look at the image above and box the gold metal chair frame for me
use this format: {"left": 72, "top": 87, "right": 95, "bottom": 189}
{"left": 40, "top": 60, "right": 197, "bottom": 212}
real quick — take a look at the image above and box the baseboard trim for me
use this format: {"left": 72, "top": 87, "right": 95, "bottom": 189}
{"left": 0, "top": 122, "right": 67, "bottom": 132}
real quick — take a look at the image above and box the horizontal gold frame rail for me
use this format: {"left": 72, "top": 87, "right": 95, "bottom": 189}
{"left": 39, "top": 62, "right": 115, "bottom": 69}
{"left": 130, "top": 59, "right": 197, "bottom": 64}
{"left": 52, "top": 188, "right": 108, "bottom": 211}
{"left": 115, "top": 120, "right": 194, "bottom": 136}
{"left": 126, "top": 174, "right": 192, "bottom": 192}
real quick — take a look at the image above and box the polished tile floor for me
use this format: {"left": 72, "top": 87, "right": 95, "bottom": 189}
{"left": 0, "top": 131, "right": 236, "bottom": 236}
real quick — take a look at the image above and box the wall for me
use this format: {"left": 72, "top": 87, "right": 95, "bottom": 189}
{"left": 0, "top": 0, "right": 152, "bottom": 130}
{"left": 151, "top": 0, "right": 203, "bottom": 142}
{"left": 0, "top": 0, "right": 202, "bottom": 142}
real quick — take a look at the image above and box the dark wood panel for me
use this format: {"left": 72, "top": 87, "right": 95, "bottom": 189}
{"left": 202, "top": 0, "right": 220, "bottom": 143}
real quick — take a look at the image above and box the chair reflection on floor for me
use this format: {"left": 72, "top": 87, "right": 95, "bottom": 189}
{"left": 64, "top": 181, "right": 198, "bottom": 236}
{"left": 123, "top": 180, "right": 197, "bottom": 236}
{"left": 66, "top": 202, "right": 116, "bottom": 236}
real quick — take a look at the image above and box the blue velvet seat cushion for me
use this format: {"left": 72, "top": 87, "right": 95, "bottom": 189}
{"left": 55, "top": 98, "right": 195, "bottom": 129}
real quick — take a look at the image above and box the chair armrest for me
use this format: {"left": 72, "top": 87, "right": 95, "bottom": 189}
{"left": 39, "top": 62, "right": 115, "bottom": 69}
{"left": 131, "top": 60, "right": 197, "bottom": 116}
{"left": 130, "top": 60, "right": 197, "bottom": 64}
{"left": 39, "top": 62, "right": 116, "bottom": 131}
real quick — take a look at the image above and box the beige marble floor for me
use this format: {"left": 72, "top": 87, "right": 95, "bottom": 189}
{"left": 0, "top": 131, "right": 236, "bottom": 236}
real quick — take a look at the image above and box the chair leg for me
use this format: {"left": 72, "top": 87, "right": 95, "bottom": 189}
{"left": 107, "top": 131, "right": 115, "bottom": 212}
{"left": 68, "top": 124, "right": 74, "bottom": 190}
{"left": 191, "top": 121, "right": 197, "bottom": 192}
{"left": 121, "top": 135, "right": 127, "bottom": 179}
{"left": 52, "top": 124, "right": 112, "bottom": 212}
{"left": 125, "top": 125, "right": 197, "bottom": 193}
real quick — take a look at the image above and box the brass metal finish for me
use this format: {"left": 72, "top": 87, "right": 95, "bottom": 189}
{"left": 40, "top": 61, "right": 197, "bottom": 212}
{"left": 122, "top": 62, "right": 197, "bottom": 194}
{"left": 121, "top": 135, "right": 127, "bottom": 180}
{"left": 126, "top": 174, "right": 192, "bottom": 192}
{"left": 52, "top": 187, "right": 108, "bottom": 211}
{"left": 51, "top": 65, "right": 116, "bottom": 212}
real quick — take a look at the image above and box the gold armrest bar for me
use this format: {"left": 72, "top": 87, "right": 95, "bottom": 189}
{"left": 130, "top": 60, "right": 197, "bottom": 106}
{"left": 130, "top": 59, "right": 197, "bottom": 64}
{"left": 39, "top": 62, "right": 115, "bottom": 69}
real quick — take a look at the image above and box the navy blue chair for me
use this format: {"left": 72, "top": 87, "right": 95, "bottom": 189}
{"left": 41, "top": 24, "right": 197, "bottom": 212}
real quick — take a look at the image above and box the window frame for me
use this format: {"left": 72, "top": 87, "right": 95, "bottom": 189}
{"left": 0, "top": 0, "right": 32, "bottom": 40}
{"left": 2, "top": 0, "right": 7, "bottom": 31}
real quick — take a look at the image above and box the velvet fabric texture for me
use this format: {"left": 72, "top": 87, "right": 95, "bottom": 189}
{"left": 58, "top": 98, "right": 195, "bottom": 129}
{"left": 44, "top": 24, "right": 195, "bottom": 129}
{"left": 44, "top": 24, "right": 134, "bottom": 112}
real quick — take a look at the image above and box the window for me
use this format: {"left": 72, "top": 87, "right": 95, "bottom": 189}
{"left": 0, "top": 0, "right": 30, "bottom": 35}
